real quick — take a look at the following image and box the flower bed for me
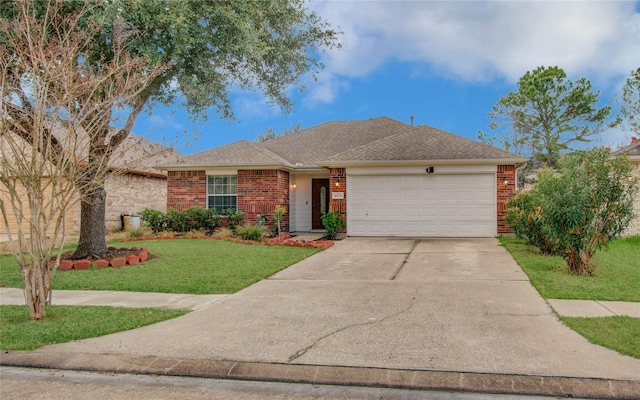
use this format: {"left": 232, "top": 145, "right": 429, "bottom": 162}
{"left": 123, "top": 233, "right": 334, "bottom": 249}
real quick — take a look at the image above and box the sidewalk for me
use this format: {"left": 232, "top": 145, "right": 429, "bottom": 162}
{"left": 2, "top": 287, "right": 639, "bottom": 317}
{"left": 0, "top": 287, "right": 226, "bottom": 311}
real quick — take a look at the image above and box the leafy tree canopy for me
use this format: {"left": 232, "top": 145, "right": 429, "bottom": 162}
{"left": 618, "top": 67, "right": 640, "bottom": 138}
{"left": 479, "top": 66, "right": 613, "bottom": 167}
{"left": 0, "top": 0, "right": 339, "bottom": 259}
{"left": 1, "top": 0, "right": 340, "bottom": 122}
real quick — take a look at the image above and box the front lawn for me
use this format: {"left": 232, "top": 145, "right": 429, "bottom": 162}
{"left": 1, "top": 305, "right": 186, "bottom": 350}
{"left": 0, "top": 239, "right": 320, "bottom": 350}
{"left": 561, "top": 316, "right": 640, "bottom": 359}
{"left": 0, "top": 239, "right": 320, "bottom": 294}
{"left": 499, "top": 236, "right": 640, "bottom": 302}
{"left": 500, "top": 235, "right": 639, "bottom": 359}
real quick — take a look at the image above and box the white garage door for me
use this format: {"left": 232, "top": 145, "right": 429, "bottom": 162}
{"left": 347, "top": 174, "right": 496, "bottom": 237}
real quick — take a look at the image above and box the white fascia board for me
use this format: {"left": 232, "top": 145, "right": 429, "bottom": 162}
{"left": 157, "top": 163, "right": 291, "bottom": 171}
{"left": 346, "top": 164, "right": 498, "bottom": 175}
{"left": 320, "top": 158, "right": 528, "bottom": 168}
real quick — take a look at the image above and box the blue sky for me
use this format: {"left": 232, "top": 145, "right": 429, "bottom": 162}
{"left": 133, "top": 1, "right": 640, "bottom": 156}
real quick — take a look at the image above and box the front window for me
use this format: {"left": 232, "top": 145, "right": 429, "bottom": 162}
{"left": 207, "top": 175, "right": 237, "bottom": 213}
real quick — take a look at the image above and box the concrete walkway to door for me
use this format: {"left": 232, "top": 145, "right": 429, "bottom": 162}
{"left": 2, "top": 238, "right": 639, "bottom": 398}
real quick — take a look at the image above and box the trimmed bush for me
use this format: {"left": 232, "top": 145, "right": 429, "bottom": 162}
{"left": 139, "top": 207, "right": 220, "bottom": 234}
{"left": 223, "top": 208, "right": 246, "bottom": 231}
{"left": 140, "top": 208, "right": 167, "bottom": 233}
{"left": 321, "top": 211, "right": 345, "bottom": 240}
{"left": 235, "top": 224, "right": 264, "bottom": 241}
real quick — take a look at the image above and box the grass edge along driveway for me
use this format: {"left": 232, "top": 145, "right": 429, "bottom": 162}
{"left": 0, "top": 239, "right": 321, "bottom": 294}
{"left": 499, "top": 235, "right": 639, "bottom": 359}
{"left": 0, "top": 239, "right": 321, "bottom": 350}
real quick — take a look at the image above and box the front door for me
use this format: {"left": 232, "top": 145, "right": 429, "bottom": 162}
{"left": 312, "top": 179, "right": 330, "bottom": 230}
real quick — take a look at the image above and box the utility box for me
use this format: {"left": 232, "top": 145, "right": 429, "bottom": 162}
{"left": 122, "top": 215, "right": 142, "bottom": 231}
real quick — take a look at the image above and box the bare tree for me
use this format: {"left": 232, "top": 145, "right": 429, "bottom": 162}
{"left": 0, "top": 0, "right": 164, "bottom": 319}
{"left": 256, "top": 123, "right": 301, "bottom": 143}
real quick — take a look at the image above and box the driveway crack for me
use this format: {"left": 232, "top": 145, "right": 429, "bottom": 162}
{"left": 287, "top": 285, "right": 422, "bottom": 363}
{"left": 390, "top": 239, "right": 418, "bottom": 280}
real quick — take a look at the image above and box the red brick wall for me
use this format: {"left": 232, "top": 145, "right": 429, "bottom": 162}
{"left": 167, "top": 171, "right": 206, "bottom": 211}
{"left": 329, "top": 168, "right": 347, "bottom": 232}
{"left": 497, "top": 165, "right": 516, "bottom": 234}
{"left": 238, "top": 170, "right": 290, "bottom": 232}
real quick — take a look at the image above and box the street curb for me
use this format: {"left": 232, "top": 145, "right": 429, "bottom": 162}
{"left": 2, "top": 351, "right": 639, "bottom": 399}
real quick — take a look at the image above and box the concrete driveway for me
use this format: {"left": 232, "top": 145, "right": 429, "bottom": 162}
{"left": 10, "top": 238, "right": 640, "bottom": 382}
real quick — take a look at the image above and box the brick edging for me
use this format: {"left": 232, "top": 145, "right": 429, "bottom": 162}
{"left": 1, "top": 352, "right": 638, "bottom": 399}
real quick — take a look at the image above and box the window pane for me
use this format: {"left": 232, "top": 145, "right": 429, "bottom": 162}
{"left": 206, "top": 175, "right": 238, "bottom": 213}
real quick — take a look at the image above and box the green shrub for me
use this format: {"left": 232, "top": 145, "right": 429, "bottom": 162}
{"left": 321, "top": 211, "right": 345, "bottom": 240}
{"left": 139, "top": 208, "right": 167, "bottom": 233}
{"left": 235, "top": 224, "right": 264, "bottom": 241}
{"left": 166, "top": 208, "right": 188, "bottom": 232}
{"left": 223, "top": 208, "right": 246, "bottom": 231}
{"left": 504, "top": 187, "right": 559, "bottom": 255}
{"left": 140, "top": 207, "right": 220, "bottom": 234}
{"left": 182, "top": 206, "right": 220, "bottom": 234}
{"left": 506, "top": 148, "right": 638, "bottom": 275}
{"left": 537, "top": 149, "right": 638, "bottom": 275}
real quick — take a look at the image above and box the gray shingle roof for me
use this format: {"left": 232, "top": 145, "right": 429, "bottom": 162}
{"left": 261, "top": 117, "right": 410, "bottom": 164}
{"left": 324, "top": 124, "right": 522, "bottom": 162}
{"left": 612, "top": 140, "right": 640, "bottom": 158}
{"left": 175, "top": 140, "right": 291, "bottom": 167}
{"left": 163, "top": 117, "right": 525, "bottom": 169}
{"left": 113, "top": 135, "right": 184, "bottom": 173}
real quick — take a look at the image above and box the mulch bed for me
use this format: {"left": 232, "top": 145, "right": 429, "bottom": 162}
{"left": 122, "top": 234, "right": 334, "bottom": 249}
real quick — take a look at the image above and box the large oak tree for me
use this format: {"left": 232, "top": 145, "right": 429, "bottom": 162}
{"left": 1, "top": 0, "right": 339, "bottom": 259}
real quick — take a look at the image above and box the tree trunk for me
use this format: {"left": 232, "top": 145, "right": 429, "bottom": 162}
{"left": 72, "top": 185, "right": 108, "bottom": 259}
{"left": 22, "top": 261, "right": 52, "bottom": 320}
{"left": 565, "top": 246, "right": 594, "bottom": 276}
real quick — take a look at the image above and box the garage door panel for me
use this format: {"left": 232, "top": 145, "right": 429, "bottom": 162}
{"left": 347, "top": 174, "right": 495, "bottom": 237}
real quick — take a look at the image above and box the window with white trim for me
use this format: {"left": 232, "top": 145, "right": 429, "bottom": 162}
{"left": 207, "top": 175, "right": 237, "bottom": 213}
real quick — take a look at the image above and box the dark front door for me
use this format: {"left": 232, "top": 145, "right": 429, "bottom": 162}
{"left": 312, "top": 179, "right": 330, "bottom": 230}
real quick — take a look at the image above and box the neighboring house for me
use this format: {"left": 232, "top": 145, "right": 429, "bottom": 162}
{"left": 613, "top": 137, "right": 640, "bottom": 237}
{"left": 0, "top": 134, "right": 183, "bottom": 235}
{"left": 160, "top": 117, "right": 526, "bottom": 237}
{"left": 102, "top": 135, "right": 185, "bottom": 231}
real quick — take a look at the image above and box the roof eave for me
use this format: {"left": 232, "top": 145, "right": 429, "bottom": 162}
{"left": 156, "top": 162, "right": 294, "bottom": 171}
{"left": 320, "top": 158, "right": 529, "bottom": 167}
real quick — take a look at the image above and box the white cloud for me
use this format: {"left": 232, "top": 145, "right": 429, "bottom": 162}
{"left": 310, "top": 0, "right": 640, "bottom": 101}
{"left": 303, "top": 70, "right": 351, "bottom": 105}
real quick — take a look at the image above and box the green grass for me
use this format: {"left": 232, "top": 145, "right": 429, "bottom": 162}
{"left": 0, "top": 239, "right": 320, "bottom": 294}
{"left": 0, "top": 305, "right": 186, "bottom": 350}
{"left": 499, "top": 236, "right": 640, "bottom": 302}
{"left": 500, "top": 235, "right": 640, "bottom": 359}
{"left": 560, "top": 316, "right": 640, "bottom": 359}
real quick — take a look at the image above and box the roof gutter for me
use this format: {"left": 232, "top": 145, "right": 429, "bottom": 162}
{"left": 319, "top": 158, "right": 528, "bottom": 167}
{"left": 155, "top": 162, "right": 297, "bottom": 171}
